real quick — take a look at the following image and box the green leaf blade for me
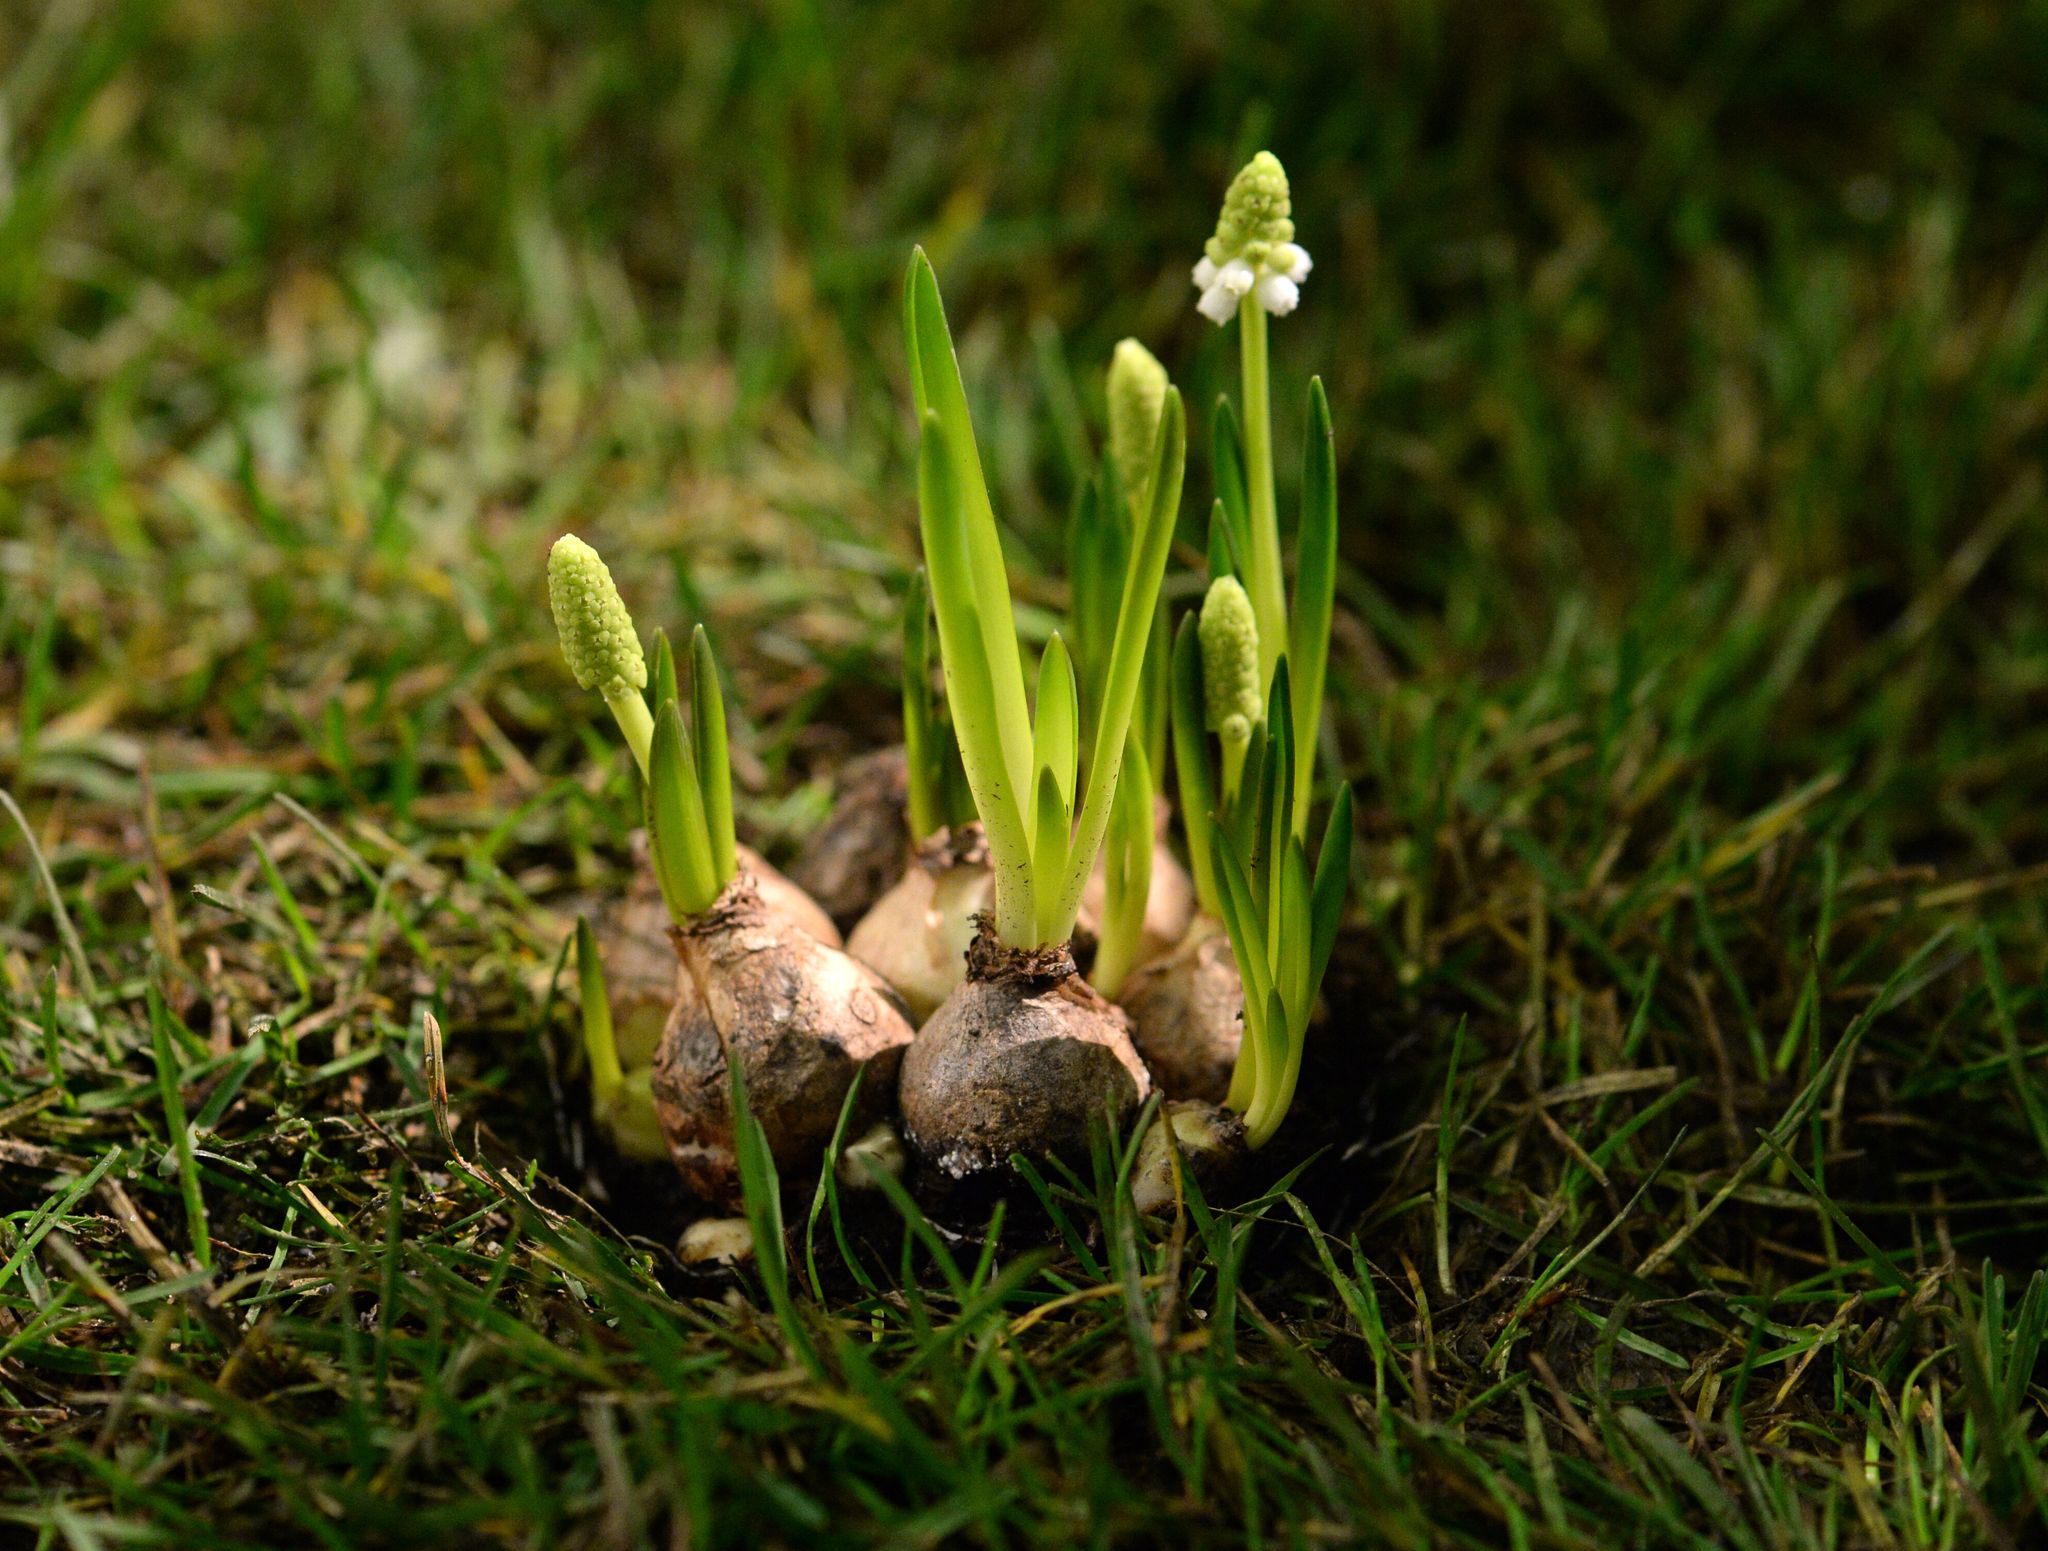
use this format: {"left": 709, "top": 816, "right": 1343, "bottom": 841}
{"left": 691, "top": 625, "right": 736, "bottom": 888}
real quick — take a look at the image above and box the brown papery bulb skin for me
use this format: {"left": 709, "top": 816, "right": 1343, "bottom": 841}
{"left": 599, "top": 840, "right": 840, "bottom": 1069}
{"left": 650, "top": 871, "right": 914, "bottom": 1206}
{"left": 898, "top": 924, "right": 1152, "bottom": 1182}
{"left": 845, "top": 825, "right": 993, "bottom": 1023}
{"left": 1117, "top": 913, "right": 1243, "bottom": 1105}
{"left": 735, "top": 842, "right": 842, "bottom": 949}
{"left": 1129, "top": 1099, "right": 1248, "bottom": 1216}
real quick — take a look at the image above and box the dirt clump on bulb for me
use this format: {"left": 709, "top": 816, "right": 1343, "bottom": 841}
{"left": 845, "top": 824, "right": 994, "bottom": 1022}
{"left": 650, "top": 871, "right": 914, "bottom": 1207}
{"left": 899, "top": 922, "right": 1152, "bottom": 1183}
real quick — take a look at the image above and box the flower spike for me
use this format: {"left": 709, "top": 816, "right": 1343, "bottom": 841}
{"left": 1107, "top": 338, "right": 1169, "bottom": 511}
{"left": 1192, "top": 151, "right": 1313, "bottom": 325}
{"left": 548, "top": 534, "right": 654, "bottom": 776}
{"left": 1198, "top": 575, "right": 1261, "bottom": 802}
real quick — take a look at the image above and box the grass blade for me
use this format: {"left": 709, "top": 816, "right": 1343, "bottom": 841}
{"left": 149, "top": 980, "right": 210, "bottom": 1268}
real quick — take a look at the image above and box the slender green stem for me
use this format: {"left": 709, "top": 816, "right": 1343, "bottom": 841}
{"left": 1238, "top": 299, "right": 1286, "bottom": 690}
{"left": 576, "top": 917, "right": 623, "bottom": 1111}
{"left": 1220, "top": 732, "right": 1250, "bottom": 807}
{"left": 603, "top": 689, "right": 654, "bottom": 780}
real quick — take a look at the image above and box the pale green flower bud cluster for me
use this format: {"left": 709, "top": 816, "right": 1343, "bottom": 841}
{"left": 1107, "top": 337, "right": 1168, "bottom": 510}
{"left": 1193, "top": 151, "right": 1313, "bottom": 325}
{"left": 548, "top": 535, "right": 646, "bottom": 701}
{"left": 1205, "top": 151, "right": 1295, "bottom": 271}
{"left": 1199, "top": 575, "right": 1262, "bottom": 756}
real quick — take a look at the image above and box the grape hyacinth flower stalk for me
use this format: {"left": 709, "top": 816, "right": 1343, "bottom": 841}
{"left": 547, "top": 537, "right": 912, "bottom": 1202}
{"left": 1180, "top": 619, "right": 1354, "bottom": 1149}
{"left": 1194, "top": 151, "right": 1336, "bottom": 833}
{"left": 1068, "top": 337, "right": 1195, "bottom": 996}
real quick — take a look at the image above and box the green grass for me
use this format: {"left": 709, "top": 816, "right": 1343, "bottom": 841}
{"left": 4, "top": 1, "right": 2048, "bottom": 1545}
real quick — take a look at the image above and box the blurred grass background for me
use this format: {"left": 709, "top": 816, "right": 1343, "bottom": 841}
{"left": 8, "top": 0, "right": 2048, "bottom": 834}
{"left": 4, "top": 1, "right": 2048, "bottom": 1545}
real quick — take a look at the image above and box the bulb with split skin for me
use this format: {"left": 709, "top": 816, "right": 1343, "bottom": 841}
{"left": 893, "top": 250, "right": 1185, "bottom": 1186}
{"left": 598, "top": 836, "right": 844, "bottom": 1076}
{"left": 651, "top": 866, "right": 914, "bottom": 1205}
{"left": 547, "top": 534, "right": 914, "bottom": 1203}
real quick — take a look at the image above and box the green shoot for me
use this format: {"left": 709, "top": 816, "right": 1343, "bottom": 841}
{"left": 902, "top": 568, "right": 940, "bottom": 842}
{"left": 1170, "top": 613, "right": 1221, "bottom": 919}
{"left": 1174, "top": 593, "right": 1354, "bottom": 1148}
{"left": 692, "top": 625, "right": 736, "bottom": 885}
{"left": 1211, "top": 738, "right": 1353, "bottom": 1146}
{"left": 576, "top": 915, "right": 666, "bottom": 1162}
{"left": 1091, "top": 733, "right": 1154, "bottom": 998}
{"left": 1290, "top": 380, "right": 1337, "bottom": 826}
{"left": 907, "top": 248, "right": 1184, "bottom": 950}
{"left": 549, "top": 532, "right": 742, "bottom": 926}
{"left": 645, "top": 627, "right": 739, "bottom": 923}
